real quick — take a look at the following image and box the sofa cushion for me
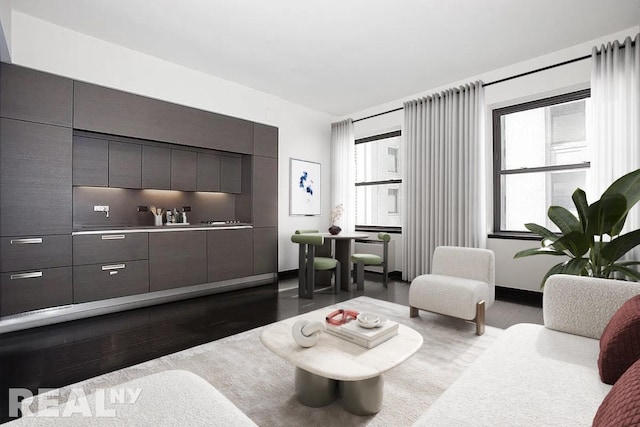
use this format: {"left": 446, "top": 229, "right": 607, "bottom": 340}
{"left": 413, "top": 323, "right": 611, "bottom": 426}
{"left": 599, "top": 294, "right": 640, "bottom": 385}
{"left": 593, "top": 358, "right": 640, "bottom": 426}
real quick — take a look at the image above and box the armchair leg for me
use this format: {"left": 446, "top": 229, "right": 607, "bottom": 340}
{"left": 475, "top": 300, "right": 485, "bottom": 336}
{"left": 356, "top": 262, "right": 365, "bottom": 290}
{"left": 409, "top": 306, "right": 419, "bottom": 318}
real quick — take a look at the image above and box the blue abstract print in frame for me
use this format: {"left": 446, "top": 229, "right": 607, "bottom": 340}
{"left": 290, "top": 158, "right": 321, "bottom": 215}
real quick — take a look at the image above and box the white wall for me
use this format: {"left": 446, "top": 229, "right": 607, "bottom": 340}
{"left": 0, "top": 0, "right": 11, "bottom": 62}
{"left": 6, "top": 11, "right": 336, "bottom": 272}
{"left": 346, "top": 26, "right": 639, "bottom": 292}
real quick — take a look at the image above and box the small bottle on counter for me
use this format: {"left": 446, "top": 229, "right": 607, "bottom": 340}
{"left": 166, "top": 209, "right": 172, "bottom": 224}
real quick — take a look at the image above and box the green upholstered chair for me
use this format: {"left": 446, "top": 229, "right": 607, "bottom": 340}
{"left": 291, "top": 233, "right": 340, "bottom": 299}
{"left": 351, "top": 233, "right": 391, "bottom": 290}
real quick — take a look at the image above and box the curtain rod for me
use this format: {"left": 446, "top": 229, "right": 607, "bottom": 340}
{"left": 353, "top": 42, "right": 632, "bottom": 124}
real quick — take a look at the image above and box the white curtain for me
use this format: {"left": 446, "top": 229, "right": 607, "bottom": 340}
{"left": 589, "top": 34, "right": 640, "bottom": 261}
{"left": 330, "top": 119, "right": 355, "bottom": 232}
{"left": 402, "top": 82, "right": 485, "bottom": 281}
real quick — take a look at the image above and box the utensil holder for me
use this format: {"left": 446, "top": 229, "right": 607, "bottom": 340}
{"left": 154, "top": 214, "right": 163, "bottom": 226}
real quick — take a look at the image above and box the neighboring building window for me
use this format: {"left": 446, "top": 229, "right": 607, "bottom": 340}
{"left": 493, "top": 89, "right": 591, "bottom": 233}
{"left": 355, "top": 130, "right": 402, "bottom": 227}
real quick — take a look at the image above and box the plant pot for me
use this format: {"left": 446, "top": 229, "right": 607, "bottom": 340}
{"left": 328, "top": 225, "right": 341, "bottom": 235}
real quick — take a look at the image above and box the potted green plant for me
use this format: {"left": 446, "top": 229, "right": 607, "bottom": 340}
{"left": 514, "top": 168, "right": 640, "bottom": 287}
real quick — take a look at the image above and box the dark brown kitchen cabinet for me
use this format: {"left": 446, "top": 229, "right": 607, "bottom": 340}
{"left": 0, "top": 118, "right": 72, "bottom": 236}
{"left": 171, "top": 150, "right": 197, "bottom": 191}
{"left": 73, "top": 260, "right": 149, "bottom": 303}
{"left": 0, "top": 267, "right": 73, "bottom": 316}
{"left": 252, "top": 156, "right": 278, "bottom": 228}
{"left": 73, "top": 81, "right": 253, "bottom": 153}
{"left": 1, "top": 235, "right": 72, "bottom": 272}
{"left": 220, "top": 156, "right": 242, "bottom": 194}
{"left": 142, "top": 145, "right": 171, "bottom": 190}
{"left": 73, "top": 233, "right": 148, "bottom": 265}
{"left": 253, "top": 123, "right": 278, "bottom": 159}
{"left": 196, "top": 152, "right": 221, "bottom": 192}
{"left": 253, "top": 227, "right": 277, "bottom": 275}
{"left": 149, "top": 231, "right": 207, "bottom": 291}
{"left": 207, "top": 229, "right": 253, "bottom": 282}
{"left": 0, "top": 63, "right": 73, "bottom": 127}
{"left": 73, "top": 135, "right": 108, "bottom": 187}
{"left": 109, "top": 141, "right": 142, "bottom": 189}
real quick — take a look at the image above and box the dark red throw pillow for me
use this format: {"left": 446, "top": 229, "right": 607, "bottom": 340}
{"left": 593, "top": 358, "right": 640, "bottom": 426}
{"left": 599, "top": 294, "right": 640, "bottom": 385}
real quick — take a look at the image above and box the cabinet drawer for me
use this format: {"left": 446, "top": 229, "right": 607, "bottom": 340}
{"left": 1, "top": 235, "right": 72, "bottom": 272}
{"left": 0, "top": 267, "right": 73, "bottom": 316}
{"left": 73, "top": 233, "right": 148, "bottom": 265}
{"left": 73, "top": 260, "right": 149, "bottom": 303}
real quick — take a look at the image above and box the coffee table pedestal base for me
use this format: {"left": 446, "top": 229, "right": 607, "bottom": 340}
{"left": 339, "top": 375, "right": 384, "bottom": 415}
{"left": 295, "top": 368, "right": 383, "bottom": 415}
{"left": 295, "top": 368, "right": 337, "bottom": 407}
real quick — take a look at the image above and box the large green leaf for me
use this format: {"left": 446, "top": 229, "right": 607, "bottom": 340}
{"left": 561, "top": 257, "right": 590, "bottom": 276}
{"left": 586, "top": 195, "right": 627, "bottom": 236}
{"left": 548, "top": 206, "right": 582, "bottom": 234}
{"left": 551, "top": 231, "right": 590, "bottom": 257}
{"left": 606, "top": 264, "right": 640, "bottom": 281}
{"left": 600, "top": 229, "right": 640, "bottom": 262}
{"left": 540, "top": 262, "right": 566, "bottom": 289}
{"left": 572, "top": 188, "right": 589, "bottom": 233}
{"left": 602, "top": 169, "right": 640, "bottom": 235}
{"left": 514, "top": 247, "right": 566, "bottom": 258}
{"left": 524, "top": 223, "right": 558, "bottom": 242}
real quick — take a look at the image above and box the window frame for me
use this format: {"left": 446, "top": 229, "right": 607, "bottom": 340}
{"left": 354, "top": 130, "right": 402, "bottom": 231}
{"left": 492, "top": 89, "right": 591, "bottom": 235}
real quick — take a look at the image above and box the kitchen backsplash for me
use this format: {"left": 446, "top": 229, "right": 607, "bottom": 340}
{"left": 73, "top": 186, "right": 241, "bottom": 228}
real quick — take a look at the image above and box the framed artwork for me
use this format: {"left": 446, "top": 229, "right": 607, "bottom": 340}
{"left": 290, "top": 158, "right": 321, "bottom": 215}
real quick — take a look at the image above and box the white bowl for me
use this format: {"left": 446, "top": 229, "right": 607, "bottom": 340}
{"left": 356, "top": 313, "right": 387, "bottom": 328}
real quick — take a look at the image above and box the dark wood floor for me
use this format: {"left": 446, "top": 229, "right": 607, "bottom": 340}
{"left": 0, "top": 273, "right": 542, "bottom": 422}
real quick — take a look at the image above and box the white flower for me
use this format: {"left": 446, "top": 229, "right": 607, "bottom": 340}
{"left": 329, "top": 204, "right": 344, "bottom": 224}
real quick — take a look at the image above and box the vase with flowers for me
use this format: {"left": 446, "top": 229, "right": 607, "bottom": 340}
{"left": 328, "top": 204, "right": 344, "bottom": 235}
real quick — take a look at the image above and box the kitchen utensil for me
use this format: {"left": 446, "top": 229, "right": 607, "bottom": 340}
{"left": 150, "top": 206, "right": 157, "bottom": 215}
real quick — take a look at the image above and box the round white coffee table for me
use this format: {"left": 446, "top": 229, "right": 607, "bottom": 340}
{"left": 260, "top": 308, "right": 423, "bottom": 415}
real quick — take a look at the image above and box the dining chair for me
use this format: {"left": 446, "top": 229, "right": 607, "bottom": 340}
{"left": 291, "top": 234, "right": 341, "bottom": 299}
{"left": 351, "top": 233, "right": 391, "bottom": 289}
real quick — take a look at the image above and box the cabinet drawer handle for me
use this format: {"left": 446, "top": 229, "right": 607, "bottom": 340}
{"left": 10, "top": 238, "right": 43, "bottom": 245}
{"left": 10, "top": 271, "right": 43, "bottom": 280}
{"left": 102, "top": 264, "right": 125, "bottom": 271}
{"left": 101, "top": 235, "right": 125, "bottom": 240}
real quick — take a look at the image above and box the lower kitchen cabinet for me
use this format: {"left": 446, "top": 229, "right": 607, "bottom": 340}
{"left": 207, "top": 229, "right": 253, "bottom": 282}
{"left": 0, "top": 235, "right": 72, "bottom": 273}
{"left": 149, "top": 231, "right": 207, "bottom": 291}
{"left": 253, "top": 227, "right": 277, "bottom": 275}
{"left": 73, "top": 260, "right": 149, "bottom": 303}
{"left": 0, "top": 267, "right": 73, "bottom": 316}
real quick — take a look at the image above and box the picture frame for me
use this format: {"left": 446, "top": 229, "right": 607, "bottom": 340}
{"left": 290, "top": 158, "right": 321, "bottom": 216}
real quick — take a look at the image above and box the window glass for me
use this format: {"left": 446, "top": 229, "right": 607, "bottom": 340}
{"left": 356, "top": 184, "right": 402, "bottom": 226}
{"left": 494, "top": 90, "right": 590, "bottom": 233}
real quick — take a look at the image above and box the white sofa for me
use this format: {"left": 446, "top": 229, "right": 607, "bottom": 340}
{"left": 413, "top": 274, "right": 640, "bottom": 426}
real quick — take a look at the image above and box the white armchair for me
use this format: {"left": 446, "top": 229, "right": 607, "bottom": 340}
{"left": 409, "top": 246, "right": 495, "bottom": 335}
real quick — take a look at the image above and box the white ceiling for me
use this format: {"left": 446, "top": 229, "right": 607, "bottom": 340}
{"left": 10, "top": 0, "right": 640, "bottom": 116}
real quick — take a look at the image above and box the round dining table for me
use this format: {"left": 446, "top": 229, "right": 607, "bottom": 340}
{"left": 302, "top": 232, "right": 370, "bottom": 291}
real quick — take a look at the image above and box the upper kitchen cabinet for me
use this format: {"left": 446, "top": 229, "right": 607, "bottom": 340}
{"left": 0, "top": 118, "right": 72, "bottom": 236}
{"left": 73, "top": 82, "right": 254, "bottom": 153}
{"left": 0, "top": 63, "right": 73, "bottom": 127}
{"left": 109, "top": 141, "right": 142, "bottom": 189}
{"left": 171, "top": 150, "right": 197, "bottom": 191}
{"left": 220, "top": 156, "right": 242, "bottom": 194}
{"left": 73, "top": 135, "right": 108, "bottom": 187}
{"left": 196, "top": 152, "right": 221, "bottom": 192}
{"left": 142, "top": 145, "right": 171, "bottom": 190}
{"left": 253, "top": 123, "right": 278, "bottom": 159}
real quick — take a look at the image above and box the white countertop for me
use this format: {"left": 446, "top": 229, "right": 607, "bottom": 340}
{"left": 260, "top": 308, "right": 423, "bottom": 381}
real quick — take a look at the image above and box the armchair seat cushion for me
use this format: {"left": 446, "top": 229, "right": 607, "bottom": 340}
{"left": 409, "top": 274, "right": 489, "bottom": 320}
{"left": 351, "top": 253, "right": 383, "bottom": 265}
{"left": 314, "top": 256, "right": 339, "bottom": 271}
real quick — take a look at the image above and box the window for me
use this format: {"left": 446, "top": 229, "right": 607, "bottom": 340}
{"left": 355, "top": 130, "right": 402, "bottom": 228}
{"left": 493, "top": 90, "right": 590, "bottom": 233}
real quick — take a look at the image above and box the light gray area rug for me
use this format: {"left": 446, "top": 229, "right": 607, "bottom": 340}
{"left": 25, "top": 296, "right": 502, "bottom": 426}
